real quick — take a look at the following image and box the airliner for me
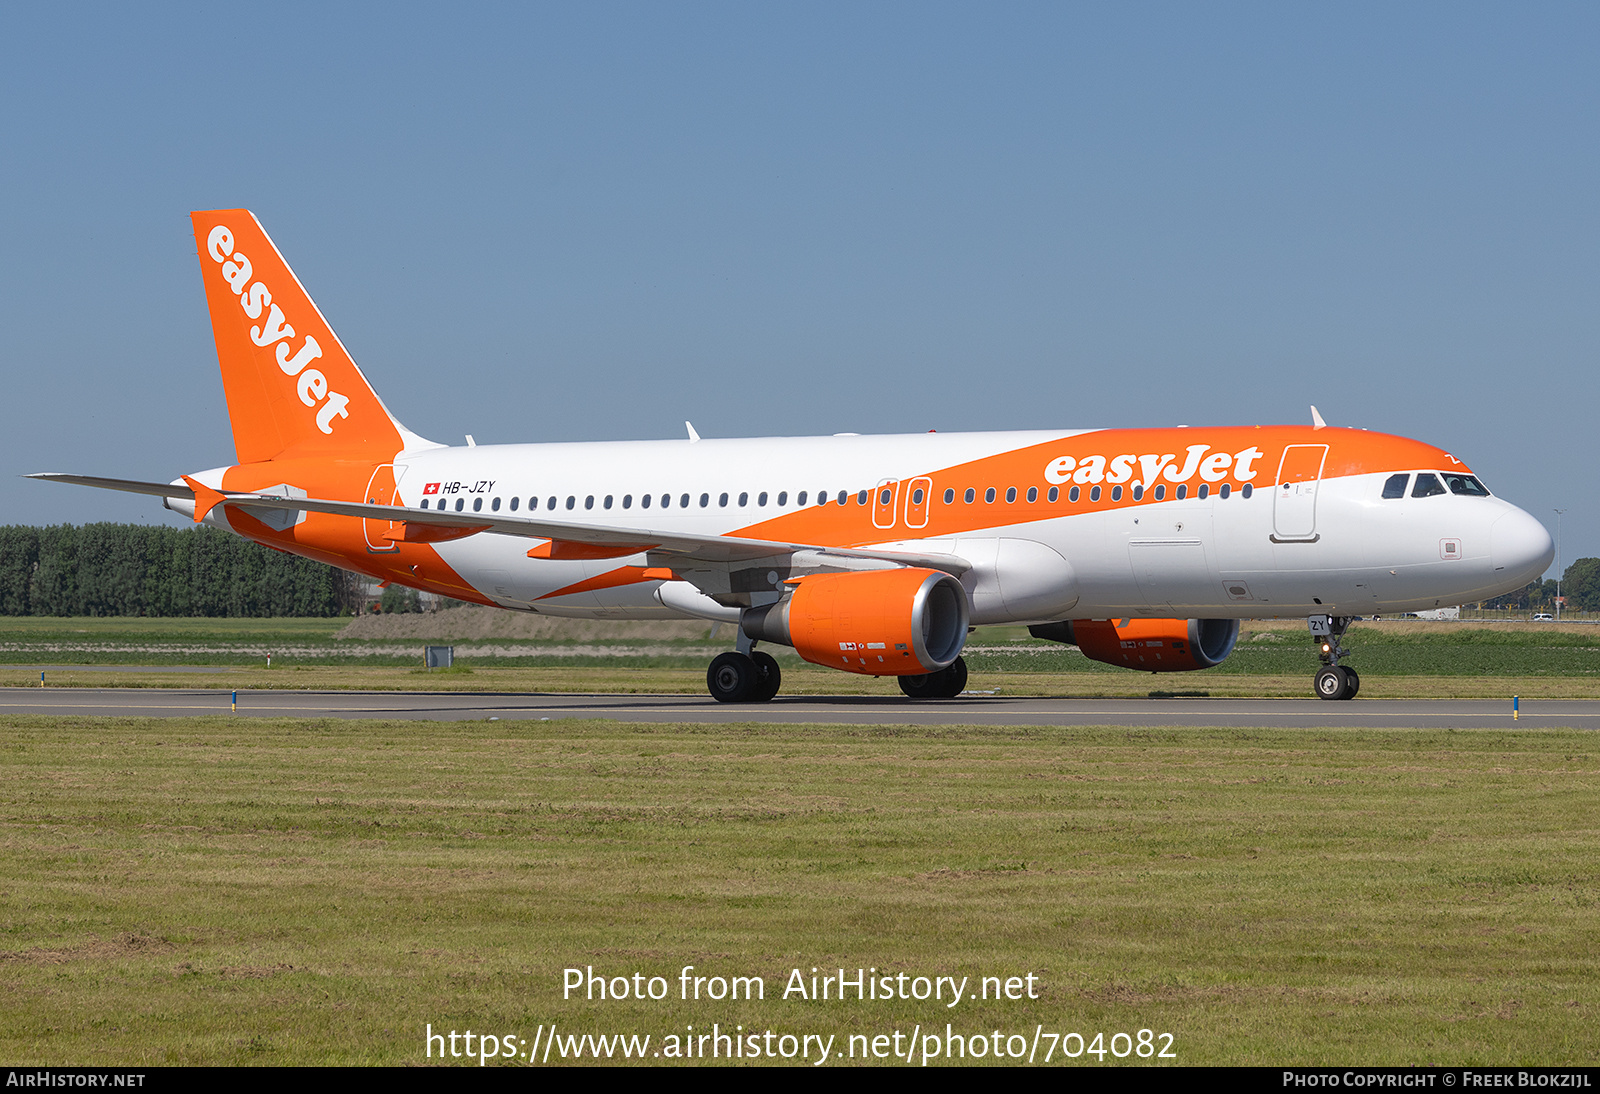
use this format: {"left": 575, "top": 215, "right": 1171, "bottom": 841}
{"left": 32, "top": 210, "right": 1555, "bottom": 702}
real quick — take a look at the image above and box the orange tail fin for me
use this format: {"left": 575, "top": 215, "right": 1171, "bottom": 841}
{"left": 190, "top": 210, "right": 426, "bottom": 464}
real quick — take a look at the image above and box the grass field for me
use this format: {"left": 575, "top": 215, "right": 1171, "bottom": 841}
{"left": 2, "top": 714, "right": 1595, "bottom": 1066}
{"left": 5, "top": 616, "right": 1600, "bottom": 698}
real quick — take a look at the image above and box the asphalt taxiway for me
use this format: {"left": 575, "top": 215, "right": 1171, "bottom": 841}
{"left": 0, "top": 689, "right": 1590, "bottom": 728}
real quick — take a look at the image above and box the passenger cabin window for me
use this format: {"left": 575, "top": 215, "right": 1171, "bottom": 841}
{"left": 757, "top": 492, "right": 766, "bottom": 506}
{"left": 604, "top": 495, "right": 613, "bottom": 509}
{"left": 719, "top": 493, "right": 729, "bottom": 507}
{"left": 796, "top": 491, "right": 807, "bottom": 505}
{"left": 473, "top": 498, "right": 483, "bottom": 512}
{"left": 491, "top": 497, "right": 501, "bottom": 511}
{"left": 1382, "top": 473, "right": 1410, "bottom": 499}
{"left": 777, "top": 492, "right": 787, "bottom": 506}
{"left": 641, "top": 494, "right": 651, "bottom": 508}
{"left": 680, "top": 494, "right": 690, "bottom": 508}
{"left": 1412, "top": 473, "right": 1446, "bottom": 498}
{"left": 1110, "top": 485, "right": 1122, "bottom": 501}
{"left": 700, "top": 493, "right": 710, "bottom": 507}
{"left": 838, "top": 491, "right": 849, "bottom": 505}
{"left": 964, "top": 488, "right": 976, "bottom": 503}
{"left": 1443, "top": 473, "right": 1490, "bottom": 497}
{"left": 856, "top": 489, "right": 868, "bottom": 505}
{"left": 622, "top": 495, "right": 632, "bottom": 509}
{"left": 944, "top": 488, "right": 955, "bottom": 504}
{"left": 1047, "top": 486, "right": 1059, "bottom": 502}
{"left": 510, "top": 497, "right": 519, "bottom": 511}
{"left": 1026, "top": 487, "right": 1037, "bottom": 503}
{"left": 984, "top": 488, "right": 996, "bottom": 503}
{"left": 1005, "top": 487, "right": 1017, "bottom": 503}
{"left": 1069, "top": 486, "right": 1080, "bottom": 502}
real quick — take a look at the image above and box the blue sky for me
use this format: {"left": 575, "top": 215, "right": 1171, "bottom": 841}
{"left": 3, "top": 3, "right": 1597, "bottom": 573}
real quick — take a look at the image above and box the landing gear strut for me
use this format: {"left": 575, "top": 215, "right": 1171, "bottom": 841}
{"left": 898, "top": 656, "right": 969, "bottom": 699}
{"left": 1309, "top": 615, "right": 1360, "bottom": 700}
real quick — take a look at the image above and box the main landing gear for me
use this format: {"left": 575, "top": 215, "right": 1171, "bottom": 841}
{"left": 1309, "top": 615, "right": 1360, "bottom": 701}
{"left": 704, "top": 635, "right": 972, "bottom": 703}
{"left": 897, "top": 657, "right": 969, "bottom": 699}
{"left": 706, "top": 650, "right": 782, "bottom": 703}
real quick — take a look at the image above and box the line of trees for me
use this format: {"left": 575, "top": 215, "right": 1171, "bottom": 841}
{"left": 1481, "top": 559, "right": 1600, "bottom": 612}
{"left": 0, "top": 524, "right": 365, "bottom": 617}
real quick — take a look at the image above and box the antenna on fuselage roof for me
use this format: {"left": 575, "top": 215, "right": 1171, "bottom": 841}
{"left": 685, "top": 421, "right": 701, "bottom": 443}
{"left": 1310, "top": 406, "right": 1327, "bottom": 430}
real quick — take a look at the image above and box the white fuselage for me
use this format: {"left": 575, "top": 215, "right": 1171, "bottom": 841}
{"left": 340, "top": 429, "right": 1552, "bottom": 623}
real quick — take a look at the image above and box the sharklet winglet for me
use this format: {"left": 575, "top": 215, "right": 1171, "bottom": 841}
{"left": 182, "top": 476, "right": 226, "bottom": 523}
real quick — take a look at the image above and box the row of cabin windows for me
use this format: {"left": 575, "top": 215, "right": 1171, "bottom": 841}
{"left": 940, "top": 482, "right": 1251, "bottom": 505}
{"left": 416, "top": 480, "right": 1256, "bottom": 513}
{"left": 1381, "top": 472, "right": 1491, "bottom": 500}
{"left": 420, "top": 489, "right": 867, "bottom": 513}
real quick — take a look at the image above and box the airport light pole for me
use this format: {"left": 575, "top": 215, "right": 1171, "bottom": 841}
{"left": 1554, "top": 509, "right": 1567, "bottom": 621}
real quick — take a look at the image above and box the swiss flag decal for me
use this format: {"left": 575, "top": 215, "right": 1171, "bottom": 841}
{"left": 423, "top": 482, "right": 441, "bottom": 495}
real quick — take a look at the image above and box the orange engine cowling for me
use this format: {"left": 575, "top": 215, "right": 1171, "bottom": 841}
{"left": 742, "top": 567, "right": 970, "bottom": 676}
{"left": 1030, "top": 618, "right": 1240, "bottom": 671}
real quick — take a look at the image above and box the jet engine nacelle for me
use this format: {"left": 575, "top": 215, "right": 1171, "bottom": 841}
{"left": 1030, "top": 617, "right": 1240, "bottom": 672}
{"left": 743, "top": 567, "right": 970, "bottom": 676}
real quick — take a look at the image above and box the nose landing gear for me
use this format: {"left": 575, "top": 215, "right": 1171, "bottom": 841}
{"left": 1309, "top": 615, "right": 1360, "bottom": 700}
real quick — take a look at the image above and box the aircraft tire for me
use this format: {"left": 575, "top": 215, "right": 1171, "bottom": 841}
{"left": 708, "top": 652, "right": 757, "bottom": 703}
{"left": 938, "top": 656, "right": 969, "bottom": 698}
{"left": 1314, "top": 666, "right": 1350, "bottom": 701}
{"left": 750, "top": 651, "right": 782, "bottom": 702}
{"left": 898, "top": 671, "right": 941, "bottom": 699}
{"left": 1344, "top": 668, "right": 1360, "bottom": 698}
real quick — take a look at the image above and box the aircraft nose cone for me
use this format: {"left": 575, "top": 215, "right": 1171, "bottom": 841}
{"left": 1490, "top": 508, "right": 1555, "bottom": 586}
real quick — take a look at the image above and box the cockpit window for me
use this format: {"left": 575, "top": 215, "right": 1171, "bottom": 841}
{"left": 1382, "top": 473, "right": 1409, "bottom": 499}
{"left": 1443, "top": 473, "right": 1490, "bottom": 497}
{"left": 1411, "top": 473, "right": 1446, "bottom": 498}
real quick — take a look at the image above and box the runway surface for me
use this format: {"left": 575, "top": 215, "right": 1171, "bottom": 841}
{"left": 0, "top": 688, "right": 1591, "bottom": 728}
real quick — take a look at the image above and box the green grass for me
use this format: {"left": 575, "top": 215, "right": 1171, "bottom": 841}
{"left": 0, "top": 616, "right": 348, "bottom": 639}
{"left": 1, "top": 715, "right": 1595, "bottom": 1065}
{"left": 8, "top": 617, "right": 1600, "bottom": 698}
{"left": 8, "top": 618, "right": 1600, "bottom": 676}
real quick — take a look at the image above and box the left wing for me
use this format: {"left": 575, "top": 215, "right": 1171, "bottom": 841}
{"left": 27, "top": 473, "right": 972, "bottom": 575}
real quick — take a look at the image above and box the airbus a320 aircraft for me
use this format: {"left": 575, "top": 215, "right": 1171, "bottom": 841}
{"left": 34, "top": 210, "right": 1554, "bottom": 702}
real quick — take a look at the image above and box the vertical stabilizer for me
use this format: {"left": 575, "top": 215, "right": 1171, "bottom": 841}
{"left": 190, "top": 210, "right": 431, "bottom": 463}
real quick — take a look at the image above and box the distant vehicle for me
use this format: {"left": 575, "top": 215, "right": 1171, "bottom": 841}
{"left": 1413, "top": 607, "right": 1461, "bottom": 621}
{"left": 1533, "top": 613, "right": 1554, "bottom": 622}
